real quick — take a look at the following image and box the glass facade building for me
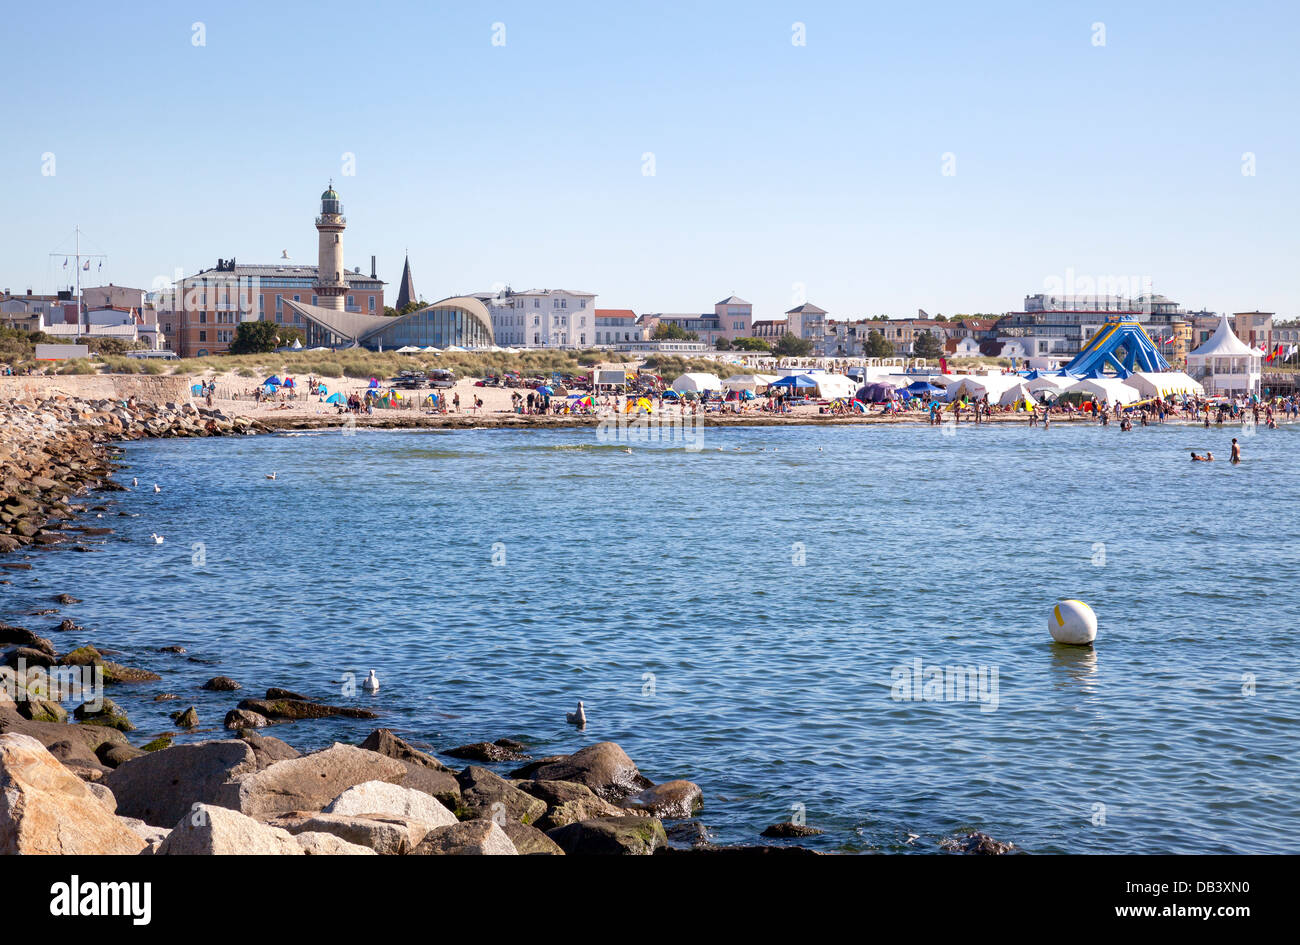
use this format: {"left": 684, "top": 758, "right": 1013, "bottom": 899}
{"left": 365, "top": 301, "right": 494, "bottom": 349}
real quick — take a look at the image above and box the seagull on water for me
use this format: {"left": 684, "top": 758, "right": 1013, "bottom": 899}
{"left": 149, "top": 533, "right": 164, "bottom": 544}
{"left": 266, "top": 472, "right": 277, "bottom": 480}
{"left": 153, "top": 484, "right": 161, "bottom": 493}
{"left": 566, "top": 700, "right": 586, "bottom": 728}
{"left": 362, "top": 670, "right": 380, "bottom": 692}
{"left": 132, "top": 477, "right": 138, "bottom": 487}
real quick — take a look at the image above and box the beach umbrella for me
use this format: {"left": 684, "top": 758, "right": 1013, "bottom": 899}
{"left": 906, "top": 380, "right": 942, "bottom": 394}
{"left": 324, "top": 392, "right": 346, "bottom": 404}
{"left": 536, "top": 385, "right": 554, "bottom": 395}
{"left": 263, "top": 376, "right": 282, "bottom": 386}
{"left": 368, "top": 377, "right": 379, "bottom": 388}
{"left": 190, "top": 384, "right": 203, "bottom": 395}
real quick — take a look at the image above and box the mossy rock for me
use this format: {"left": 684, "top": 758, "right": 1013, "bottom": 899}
{"left": 141, "top": 735, "right": 174, "bottom": 752}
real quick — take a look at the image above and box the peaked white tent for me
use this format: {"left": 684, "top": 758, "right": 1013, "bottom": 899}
{"left": 809, "top": 373, "right": 857, "bottom": 399}
{"left": 1186, "top": 315, "right": 1262, "bottom": 395}
{"left": 1121, "top": 371, "right": 1205, "bottom": 399}
{"left": 945, "top": 374, "right": 1025, "bottom": 402}
{"left": 1065, "top": 377, "right": 1140, "bottom": 405}
{"left": 996, "top": 381, "right": 1038, "bottom": 407}
{"left": 1025, "top": 374, "right": 1077, "bottom": 395}
{"left": 722, "top": 373, "right": 779, "bottom": 392}
{"left": 671, "top": 372, "right": 723, "bottom": 393}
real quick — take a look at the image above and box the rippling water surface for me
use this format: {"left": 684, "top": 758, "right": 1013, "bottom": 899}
{"left": 5, "top": 420, "right": 1298, "bottom": 853}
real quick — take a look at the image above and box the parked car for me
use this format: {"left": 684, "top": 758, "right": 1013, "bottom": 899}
{"left": 428, "top": 369, "right": 456, "bottom": 389}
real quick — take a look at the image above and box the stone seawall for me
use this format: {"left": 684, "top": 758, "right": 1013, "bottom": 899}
{"left": 0, "top": 374, "right": 192, "bottom": 405}
{"left": 0, "top": 391, "right": 260, "bottom": 554}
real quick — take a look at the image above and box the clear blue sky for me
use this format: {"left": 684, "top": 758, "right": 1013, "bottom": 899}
{"left": 3, "top": 0, "right": 1296, "bottom": 319}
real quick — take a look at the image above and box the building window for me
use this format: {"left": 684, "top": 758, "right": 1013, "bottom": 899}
{"left": 369, "top": 295, "right": 375, "bottom": 312}
{"left": 199, "top": 312, "right": 206, "bottom": 324}
{"left": 198, "top": 330, "right": 207, "bottom": 341}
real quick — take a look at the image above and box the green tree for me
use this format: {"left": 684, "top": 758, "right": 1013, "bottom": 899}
{"left": 912, "top": 331, "right": 943, "bottom": 358}
{"left": 653, "top": 322, "right": 698, "bottom": 341}
{"left": 731, "top": 336, "right": 772, "bottom": 352}
{"left": 229, "top": 321, "right": 304, "bottom": 355}
{"left": 714, "top": 336, "right": 732, "bottom": 350}
{"left": 863, "top": 330, "right": 893, "bottom": 358}
{"left": 773, "top": 332, "right": 813, "bottom": 357}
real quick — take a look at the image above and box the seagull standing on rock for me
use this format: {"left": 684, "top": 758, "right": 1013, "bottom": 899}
{"left": 566, "top": 700, "right": 586, "bottom": 729}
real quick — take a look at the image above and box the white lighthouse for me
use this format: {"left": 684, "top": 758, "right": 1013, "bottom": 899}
{"left": 314, "top": 181, "right": 347, "bottom": 311}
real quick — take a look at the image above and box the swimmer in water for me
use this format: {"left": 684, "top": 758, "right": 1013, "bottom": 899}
{"left": 1230, "top": 438, "right": 1241, "bottom": 464}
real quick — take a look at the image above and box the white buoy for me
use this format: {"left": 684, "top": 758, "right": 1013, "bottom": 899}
{"left": 363, "top": 670, "right": 379, "bottom": 692}
{"left": 1050, "top": 599, "right": 1097, "bottom": 645}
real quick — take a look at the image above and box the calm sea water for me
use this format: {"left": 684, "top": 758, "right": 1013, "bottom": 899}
{"left": 5, "top": 419, "right": 1298, "bottom": 853}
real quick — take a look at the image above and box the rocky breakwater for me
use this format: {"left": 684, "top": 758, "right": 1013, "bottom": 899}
{"left": 0, "top": 722, "right": 726, "bottom": 855}
{"left": 0, "top": 393, "right": 260, "bottom": 554}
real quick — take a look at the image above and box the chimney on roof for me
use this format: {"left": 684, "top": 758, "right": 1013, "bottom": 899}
{"left": 371, "top": 255, "right": 376, "bottom": 279}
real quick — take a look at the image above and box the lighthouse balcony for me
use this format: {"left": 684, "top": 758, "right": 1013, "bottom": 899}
{"left": 315, "top": 214, "right": 347, "bottom": 225}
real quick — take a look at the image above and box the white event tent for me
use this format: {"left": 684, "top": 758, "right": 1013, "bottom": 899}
{"left": 1121, "top": 372, "right": 1205, "bottom": 399}
{"left": 1065, "top": 377, "right": 1140, "bottom": 405}
{"left": 1185, "top": 315, "right": 1262, "bottom": 396}
{"left": 809, "top": 374, "right": 858, "bottom": 399}
{"left": 671, "top": 372, "right": 724, "bottom": 393}
{"left": 945, "top": 374, "right": 1026, "bottom": 403}
{"left": 722, "top": 373, "right": 779, "bottom": 392}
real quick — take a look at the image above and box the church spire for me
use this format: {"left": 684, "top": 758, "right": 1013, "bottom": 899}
{"left": 395, "top": 254, "right": 416, "bottom": 310}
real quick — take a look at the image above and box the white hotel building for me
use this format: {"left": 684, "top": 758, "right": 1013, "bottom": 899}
{"left": 472, "top": 287, "right": 598, "bottom": 348}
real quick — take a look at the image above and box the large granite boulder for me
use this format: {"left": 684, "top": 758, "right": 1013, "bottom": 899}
{"left": 235, "top": 730, "right": 300, "bottom": 769}
{"left": 359, "top": 728, "right": 452, "bottom": 772}
{"left": 323, "top": 780, "right": 457, "bottom": 827}
{"left": 455, "top": 765, "right": 547, "bottom": 826}
{"left": 547, "top": 815, "right": 667, "bottom": 855}
{"left": 0, "top": 733, "right": 146, "bottom": 854}
{"left": 104, "top": 739, "right": 258, "bottom": 827}
{"left": 157, "top": 803, "right": 303, "bottom": 855}
{"left": 220, "top": 743, "right": 405, "bottom": 818}
{"left": 295, "top": 831, "right": 378, "bottom": 855}
{"left": 621, "top": 779, "right": 703, "bottom": 819}
{"left": 502, "top": 820, "right": 565, "bottom": 855}
{"left": 530, "top": 743, "right": 651, "bottom": 800}
{"left": 410, "top": 819, "right": 518, "bottom": 855}
{"left": 271, "top": 811, "right": 432, "bottom": 855}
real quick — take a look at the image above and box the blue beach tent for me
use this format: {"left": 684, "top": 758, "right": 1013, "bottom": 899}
{"left": 263, "top": 376, "right": 282, "bottom": 386}
{"left": 324, "top": 393, "right": 346, "bottom": 404}
{"left": 768, "top": 374, "right": 818, "bottom": 390}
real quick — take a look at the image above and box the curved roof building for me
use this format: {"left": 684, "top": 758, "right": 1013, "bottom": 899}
{"left": 283, "top": 295, "right": 494, "bottom": 349}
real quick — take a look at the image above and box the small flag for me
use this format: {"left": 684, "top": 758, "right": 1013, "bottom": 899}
{"left": 82, "top": 260, "right": 90, "bottom": 270}
{"left": 63, "top": 258, "right": 68, "bottom": 268}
